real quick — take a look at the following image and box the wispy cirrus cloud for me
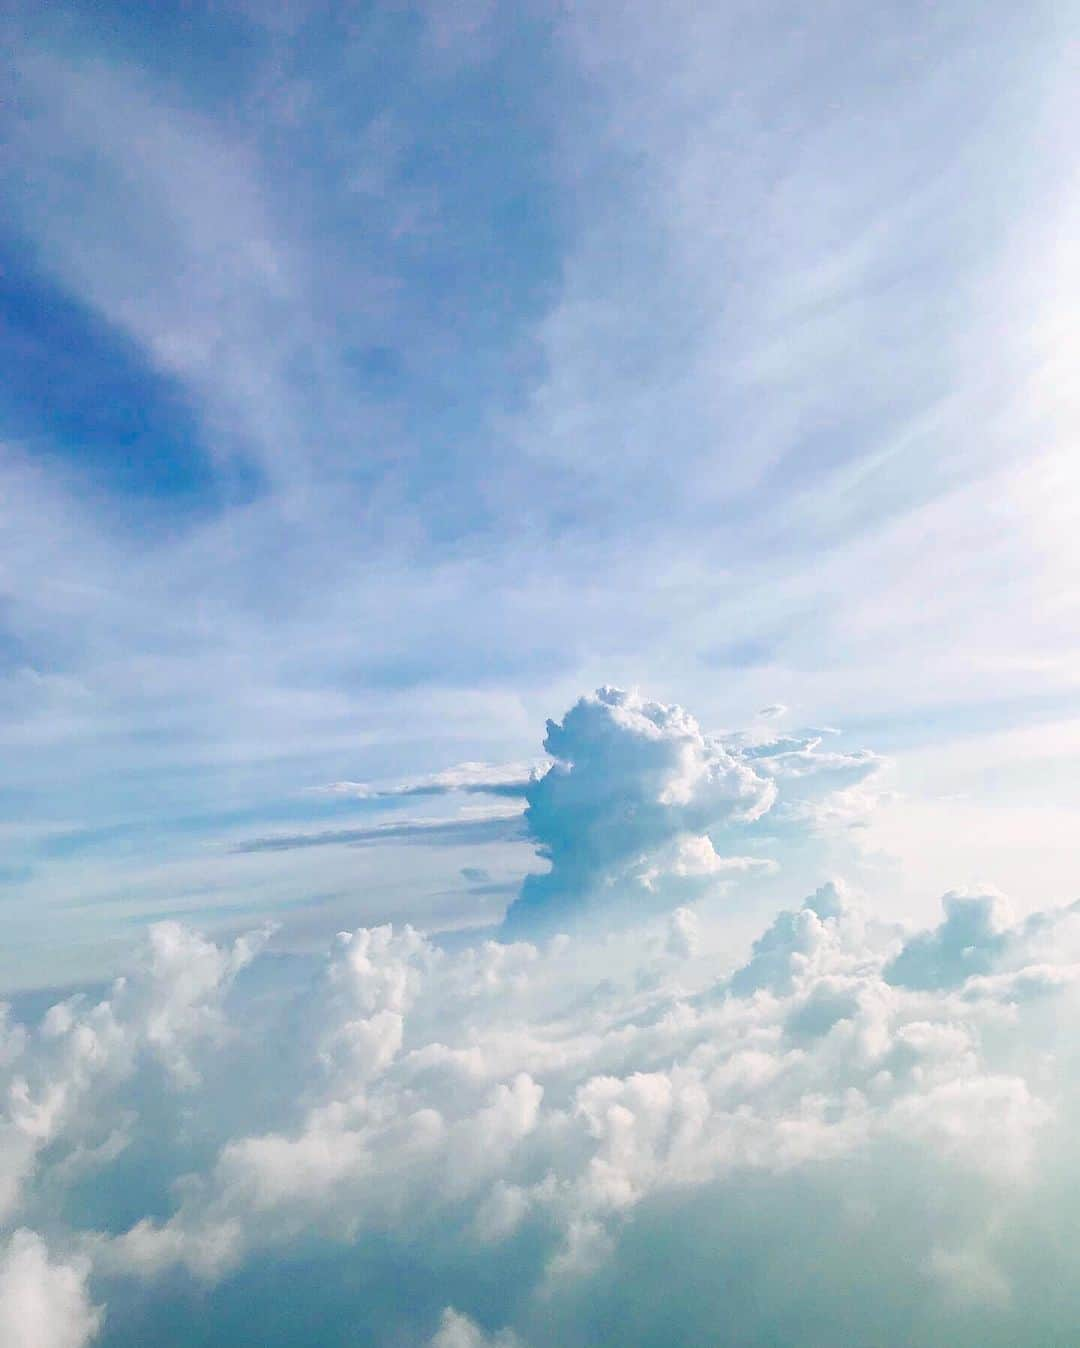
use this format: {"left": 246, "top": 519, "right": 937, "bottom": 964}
{"left": 232, "top": 808, "right": 527, "bottom": 855}
{"left": 316, "top": 761, "right": 546, "bottom": 801}
{"left": 2, "top": 0, "right": 1079, "bottom": 991}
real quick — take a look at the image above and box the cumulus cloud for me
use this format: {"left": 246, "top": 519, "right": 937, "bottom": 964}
{"left": 502, "top": 687, "right": 878, "bottom": 934}
{"left": 0, "top": 1230, "right": 100, "bottom": 1348}
{"left": 231, "top": 687, "right": 875, "bottom": 926}
{"left": 0, "top": 922, "right": 263, "bottom": 1227}
{"left": 429, "top": 1308, "right": 524, "bottom": 1348}
{"left": 2, "top": 875, "right": 1078, "bottom": 1344}
{"left": 4, "top": 688, "right": 1078, "bottom": 1347}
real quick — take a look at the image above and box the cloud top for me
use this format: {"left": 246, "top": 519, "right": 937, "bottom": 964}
{"left": 503, "top": 686, "right": 876, "bottom": 933}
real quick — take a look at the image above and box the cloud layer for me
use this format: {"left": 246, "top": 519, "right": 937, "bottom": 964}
{"left": 4, "top": 741, "right": 1080, "bottom": 1344}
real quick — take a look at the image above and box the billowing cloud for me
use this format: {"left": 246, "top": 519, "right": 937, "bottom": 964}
{"left": 227, "top": 687, "right": 874, "bottom": 933}
{"left": 0, "top": 921, "right": 263, "bottom": 1228}
{"left": 429, "top": 1308, "right": 524, "bottom": 1348}
{"left": 885, "top": 887, "right": 1080, "bottom": 992}
{"left": 502, "top": 687, "right": 877, "bottom": 934}
{"left": 0, "top": 1230, "right": 100, "bottom": 1348}
{"left": 3, "top": 688, "right": 1076, "bottom": 1347}
{"left": 2, "top": 870, "right": 1080, "bottom": 1344}
{"left": 885, "top": 889, "right": 1016, "bottom": 990}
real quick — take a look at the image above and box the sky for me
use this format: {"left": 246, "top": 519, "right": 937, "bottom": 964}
{"left": 2, "top": 1, "right": 1080, "bottom": 1344}
{"left": 1, "top": 0, "right": 1079, "bottom": 990}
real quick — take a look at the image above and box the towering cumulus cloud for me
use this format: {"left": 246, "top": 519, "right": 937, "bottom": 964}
{"left": 2, "top": 689, "right": 1079, "bottom": 1346}
{"left": 503, "top": 686, "right": 876, "bottom": 935}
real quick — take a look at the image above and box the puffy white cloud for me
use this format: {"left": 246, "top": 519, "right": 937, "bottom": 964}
{"left": 502, "top": 687, "right": 875, "bottom": 934}
{"left": 429, "top": 1308, "right": 523, "bottom": 1348}
{"left": 885, "top": 889, "right": 1014, "bottom": 990}
{"left": 0, "top": 1230, "right": 100, "bottom": 1348}
{"left": 12, "top": 869, "right": 1069, "bottom": 1345}
{"left": 885, "top": 888, "right": 1080, "bottom": 996}
{"left": 0, "top": 922, "right": 262, "bottom": 1224}
{"left": 6, "top": 692, "right": 1080, "bottom": 1346}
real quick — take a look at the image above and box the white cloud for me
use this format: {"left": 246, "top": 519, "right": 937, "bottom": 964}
{"left": 231, "top": 806, "right": 527, "bottom": 855}
{"left": 0, "top": 1231, "right": 101, "bottom": 1348}
{"left": 429, "top": 1308, "right": 522, "bottom": 1348}
{"left": 3, "top": 684, "right": 1073, "bottom": 1345}
{"left": 0, "top": 922, "right": 262, "bottom": 1223}
{"left": 665, "top": 906, "right": 700, "bottom": 959}
{"left": 318, "top": 762, "right": 546, "bottom": 800}
{"left": 503, "top": 687, "right": 875, "bottom": 933}
{"left": 2, "top": 859, "right": 1071, "bottom": 1344}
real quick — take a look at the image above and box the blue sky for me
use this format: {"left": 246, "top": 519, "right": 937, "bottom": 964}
{"left": 3, "top": 0, "right": 1080, "bottom": 991}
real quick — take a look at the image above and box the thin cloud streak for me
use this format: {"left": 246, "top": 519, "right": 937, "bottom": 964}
{"left": 317, "top": 760, "right": 546, "bottom": 800}
{"left": 231, "top": 809, "right": 528, "bottom": 854}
